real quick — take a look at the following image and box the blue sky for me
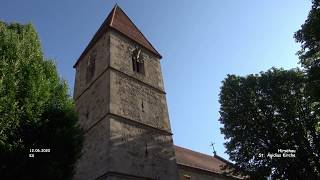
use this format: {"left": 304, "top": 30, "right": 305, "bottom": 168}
{"left": 1, "top": 0, "right": 311, "bottom": 160}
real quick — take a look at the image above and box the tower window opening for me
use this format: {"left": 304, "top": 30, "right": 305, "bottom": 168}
{"left": 132, "top": 48, "right": 144, "bottom": 74}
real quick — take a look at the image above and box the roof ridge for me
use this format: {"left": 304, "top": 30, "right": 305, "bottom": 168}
{"left": 112, "top": 6, "right": 161, "bottom": 57}
{"left": 110, "top": 4, "right": 117, "bottom": 26}
{"left": 175, "top": 145, "right": 216, "bottom": 159}
{"left": 73, "top": 5, "right": 116, "bottom": 67}
{"left": 74, "top": 4, "right": 162, "bottom": 68}
{"left": 177, "top": 162, "right": 221, "bottom": 174}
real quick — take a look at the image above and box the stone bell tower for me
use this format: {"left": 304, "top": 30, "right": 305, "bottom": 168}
{"left": 73, "top": 5, "right": 179, "bottom": 180}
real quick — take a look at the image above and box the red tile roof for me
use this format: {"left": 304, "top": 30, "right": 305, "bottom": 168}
{"left": 74, "top": 4, "right": 162, "bottom": 68}
{"left": 174, "top": 145, "right": 227, "bottom": 173}
{"left": 174, "top": 145, "right": 246, "bottom": 179}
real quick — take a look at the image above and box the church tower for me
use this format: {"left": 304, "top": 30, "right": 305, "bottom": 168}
{"left": 73, "top": 5, "right": 179, "bottom": 180}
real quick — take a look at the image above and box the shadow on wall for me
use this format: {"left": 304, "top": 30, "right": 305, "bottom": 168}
{"left": 76, "top": 114, "right": 179, "bottom": 180}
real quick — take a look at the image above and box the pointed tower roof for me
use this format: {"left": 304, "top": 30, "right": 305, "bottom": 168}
{"left": 74, "top": 4, "right": 162, "bottom": 67}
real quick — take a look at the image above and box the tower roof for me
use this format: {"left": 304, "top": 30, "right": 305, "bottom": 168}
{"left": 74, "top": 4, "right": 162, "bottom": 68}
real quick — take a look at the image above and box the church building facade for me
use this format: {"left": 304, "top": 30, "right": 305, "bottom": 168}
{"left": 73, "top": 5, "right": 241, "bottom": 180}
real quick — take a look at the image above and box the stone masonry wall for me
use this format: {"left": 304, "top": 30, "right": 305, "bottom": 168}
{"left": 107, "top": 116, "right": 178, "bottom": 179}
{"left": 109, "top": 30, "right": 171, "bottom": 131}
{"left": 74, "top": 28, "right": 179, "bottom": 180}
{"left": 74, "top": 30, "right": 111, "bottom": 180}
{"left": 75, "top": 72, "right": 110, "bottom": 131}
{"left": 107, "top": 30, "right": 179, "bottom": 179}
{"left": 74, "top": 31, "right": 110, "bottom": 99}
{"left": 109, "top": 70, "right": 170, "bottom": 131}
{"left": 109, "top": 29, "right": 165, "bottom": 91}
{"left": 73, "top": 117, "right": 110, "bottom": 180}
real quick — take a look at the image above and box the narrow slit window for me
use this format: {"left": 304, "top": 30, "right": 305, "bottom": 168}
{"left": 141, "top": 100, "right": 144, "bottom": 112}
{"left": 132, "top": 58, "right": 137, "bottom": 72}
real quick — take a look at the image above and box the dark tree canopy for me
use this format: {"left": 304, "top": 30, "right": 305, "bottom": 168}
{"left": 0, "top": 22, "right": 83, "bottom": 179}
{"left": 294, "top": 0, "right": 320, "bottom": 132}
{"left": 294, "top": 0, "right": 320, "bottom": 68}
{"left": 219, "top": 2, "right": 320, "bottom": 179}
{"left": 219, "top": 68, "right": 320, "bottom": 179}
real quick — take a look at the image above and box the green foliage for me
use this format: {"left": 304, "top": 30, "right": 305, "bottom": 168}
{"left": 0, "top": 21, "right": 83, "bottom": 179}
{"left": 219, "top": 68, "right": 320, "bottom": 179}
{"left": 294, "top": 0, "right": 320, "bottom": 133}
{"left": 294, "top": 0, "right": 320, "bottom": 68}
{"left": 219, "top": 2, "right": 320, "bottom": 178}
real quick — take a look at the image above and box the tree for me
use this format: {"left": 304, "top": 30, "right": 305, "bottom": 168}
{"left": 294, "top": 0, "right": 320, "bottom": 69}
{"left": 294, "top": 0, "right": 320, "bottom": 132}
{"left": 0, "top": 22, "right": 83, "bottom": 179}
{"left": 219, "top": 1, "right": 320, "bottom": 178}
{"left": 219, "top": 68, "right": 320, "bottom": 179}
